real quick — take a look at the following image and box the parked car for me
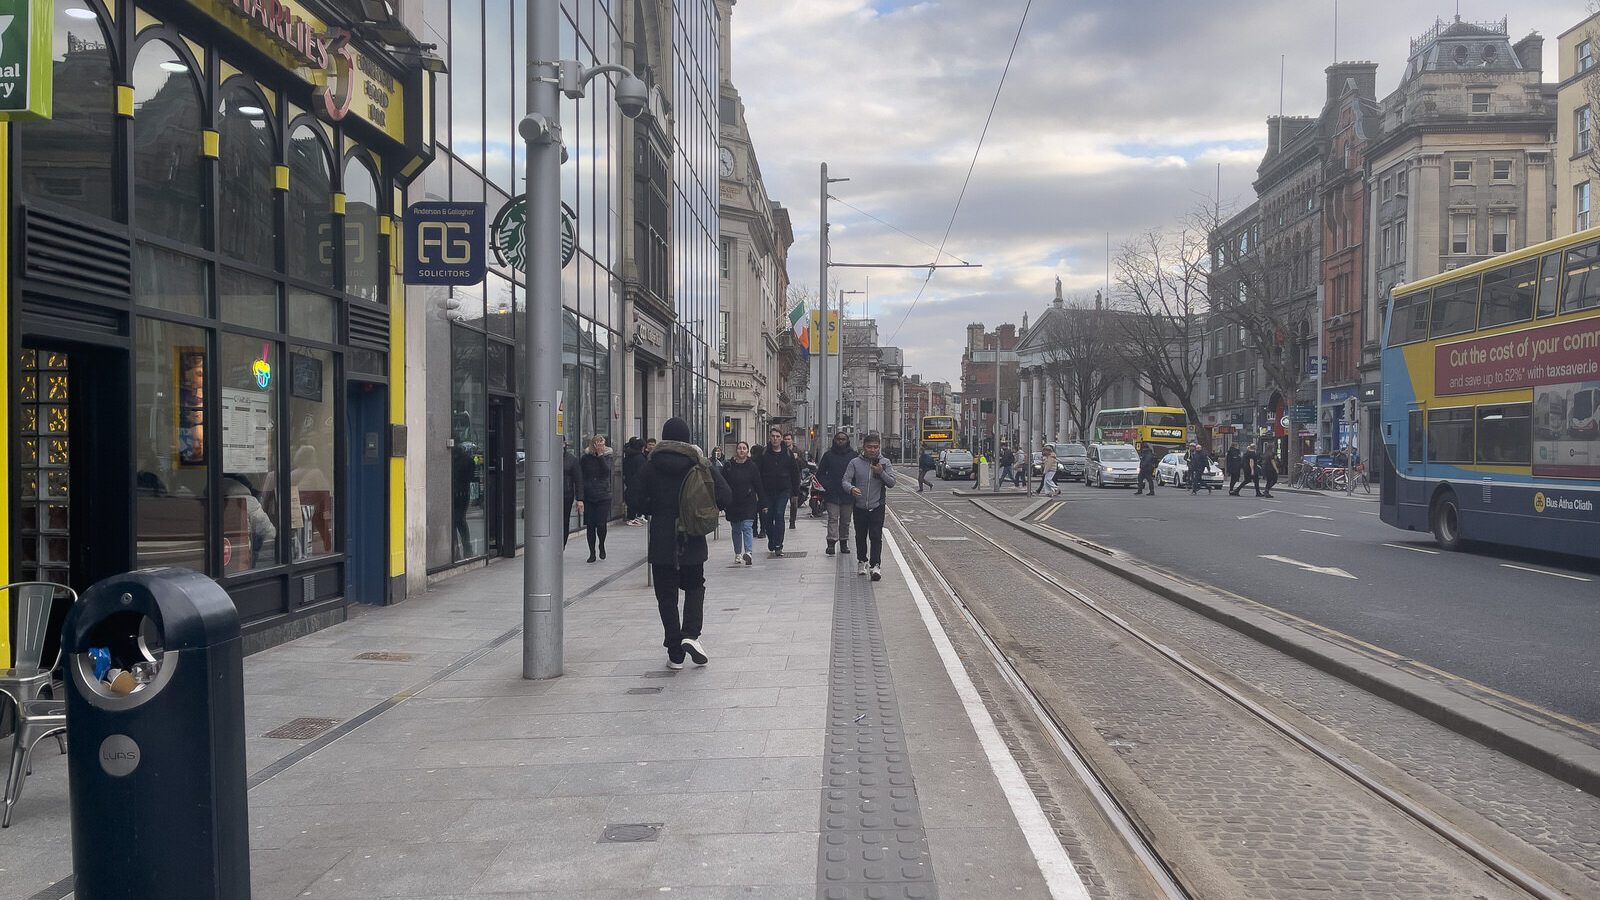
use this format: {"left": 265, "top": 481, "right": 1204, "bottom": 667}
{"left": 1051, "top": 442, "right": 1088, "bottom": 481}
{"left": 1086, "top": 443, "right": 1139, "bottom": 488}
{"left": 937, "top": 449, "right": 974, "bottom": 480}
{"left": 1156, "top": 452, "right": 1224, "bottom": 488}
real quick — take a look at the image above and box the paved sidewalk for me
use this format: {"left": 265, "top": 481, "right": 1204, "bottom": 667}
{"left": 2, "top": 514, "right": 1058, "bottom": 899}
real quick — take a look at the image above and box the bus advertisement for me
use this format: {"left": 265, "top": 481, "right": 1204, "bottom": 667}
{"left": 1380, "top": 226, "right": 1600, "bottom": 556}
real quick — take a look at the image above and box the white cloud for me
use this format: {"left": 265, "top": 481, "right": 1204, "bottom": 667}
{"left": 730, "top": 0, "right": 1586, "bottom": 383}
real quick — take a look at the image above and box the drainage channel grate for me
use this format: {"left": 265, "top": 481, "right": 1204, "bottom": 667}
{"left": 641, "top": 670, "right": 678, "bottom": 678}
{"left": 626, "top": 687, "right": 664, "bottom": 695}
{"left": 772, "top": 551, "right": 809, "bottom": 558}
{"left": 354, "top": 651, "right": 416, "bottom": 662}
{"left": 264, "top": 717, "right": 340, "bottom": 740}
{"left": 599, "top": 823, "right": 663, "bottom": 843}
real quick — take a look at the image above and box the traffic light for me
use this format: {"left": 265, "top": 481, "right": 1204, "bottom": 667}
{"left": 723, "top": 416, "right": 733, "bottom": 436}
{"left": 809, "top": 426, "right": 816, "bottom": 440}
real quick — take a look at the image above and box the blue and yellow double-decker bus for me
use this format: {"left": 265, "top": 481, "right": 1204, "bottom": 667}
{"left": 1380, "top": 226, "right": 1600, "bottom": 555}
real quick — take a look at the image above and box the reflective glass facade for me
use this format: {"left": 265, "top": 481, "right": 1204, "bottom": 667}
{"left": 412, "top": 0, "right": 626, "bottom": 570}
{"left": 672, "top": 0, "right": 721, "bottom": 443}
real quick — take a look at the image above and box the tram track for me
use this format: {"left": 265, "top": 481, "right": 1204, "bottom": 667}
{"left": 891, "top": 488, "right": 1577, "bottom": 900}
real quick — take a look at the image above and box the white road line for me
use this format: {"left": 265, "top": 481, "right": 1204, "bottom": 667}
{"left": 885, "top": 530, "right": 1091, "bottom": 900}
{"left": 1383, "top": 542, "right": 1438, "bottom": 555}
{"left": 1259, "top": 554, "right": 1358, "bottom": 579}
{"left": 1308, "top": 503, "right": 1332, "bottom": 509}
{"left": 1300, "top": 529, "right": 1341, "bottom": 537}
{"left": 1500, "top": 563, "right": 1591, "bottom": 582}
{"left": 1359, "top": 510, "right": 1380, "bottom": 516}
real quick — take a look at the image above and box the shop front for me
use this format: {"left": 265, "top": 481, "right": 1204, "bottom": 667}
{"left": 3, "top": 0, "right": 434, "bottom": 652}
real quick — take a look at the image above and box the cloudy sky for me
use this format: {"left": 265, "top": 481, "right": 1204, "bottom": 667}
{"left": 728, "top": 0, "right": 1586, "bottom": 385}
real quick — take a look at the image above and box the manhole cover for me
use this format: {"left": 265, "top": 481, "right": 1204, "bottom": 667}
{"left": 626, "top": 687, "right": 663, "bottom": 695}
{"left": 354, "top": 651, "right": 416, "bottom": 662}
{"left": 264, "top": 717, "right": 339, "bottom": 740}
{"left": 599, "top": 823, "right": 662, "bottom": 843}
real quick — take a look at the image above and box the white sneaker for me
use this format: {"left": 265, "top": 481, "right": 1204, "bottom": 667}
{"left": 870, "top": 565, "right": 882, "bottom": 582}
{"left": 681, "top": 638, "right": 709, "bottom": 666}
{"left": 858, "top": 560, "right": 869, "bottom": 576}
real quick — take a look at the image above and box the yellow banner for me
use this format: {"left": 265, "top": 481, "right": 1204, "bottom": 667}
{"left": 811, "top": 310, "right": 840, "bottom": 354}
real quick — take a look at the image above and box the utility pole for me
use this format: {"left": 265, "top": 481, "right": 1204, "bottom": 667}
{"left": 992, "top": 337, "right": 1001, "bottom": 492}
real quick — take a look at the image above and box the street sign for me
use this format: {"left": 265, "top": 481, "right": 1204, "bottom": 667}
{"left": 404, "top": 202, "right": 486, "bottom": 285}
{"left": 491, "top": 198, "right": 576, "bottom": 271}
{"left": 1290, "top": 403, "right": 1316, "bottom": 424}
{"left": 1279, "top": 415, "right": 1290, "bottom": 429}
{"left": 0, "top": 0, "right": 54, "bottom": 122}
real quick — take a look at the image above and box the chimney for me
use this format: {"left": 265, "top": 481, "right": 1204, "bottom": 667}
{"left": 967, "top": 323, "right": 986, "bottom": 349}
{"left": 1325, "top": 61, "right": 1379, "bottom": 102}
{"left": 1512, "top": 32, "right": 1543, "bottom": 73}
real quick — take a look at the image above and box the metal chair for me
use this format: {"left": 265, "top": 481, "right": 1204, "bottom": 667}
{"left": 1, "top": 581, "right": 76, "bottom": 828}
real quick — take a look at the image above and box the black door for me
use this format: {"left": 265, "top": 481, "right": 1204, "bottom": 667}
{"left": 486, "top": 396, "right": 517, "bottom": 558}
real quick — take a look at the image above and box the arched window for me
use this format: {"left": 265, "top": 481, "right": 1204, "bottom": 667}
{"left": 343, "top": 155, "right": 382, "bottom": 302}
{"left": 131, "top": 38, "right": 205, "bottom": 245}
{"left": 19, "top": 2, "right": 117, "bottom": 219}
{"left": 286, "top": 123, "right": 334, "bottom": 286}
{"left": 218, "top": 81, "right": 277, "bottom": 268}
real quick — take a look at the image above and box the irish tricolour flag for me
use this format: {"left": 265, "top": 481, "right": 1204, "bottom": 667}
{"left": 789, "top": 301, "right": 810, "bottom": 359}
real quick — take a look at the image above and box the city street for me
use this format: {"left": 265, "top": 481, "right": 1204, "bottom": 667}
{"left": 1035, "top": 482, "right": 1600, "bottom": 724}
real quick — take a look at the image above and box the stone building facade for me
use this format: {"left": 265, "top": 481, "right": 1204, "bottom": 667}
{"left": 1555, "top": 11, "right": 1600, "bottom": 237}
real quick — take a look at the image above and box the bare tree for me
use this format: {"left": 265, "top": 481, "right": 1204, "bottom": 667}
{"left": 1197, "top": 200, "right": 1316, "bottom": 469}
{"left": 1038, "top": 300, "right": 1130, "bottom": 443}
{"left": 1586, "top": 4, "right": 1600, "bottom": 185}
{"left": 1110, "top": 226, "right": 1210, "bottom": 426}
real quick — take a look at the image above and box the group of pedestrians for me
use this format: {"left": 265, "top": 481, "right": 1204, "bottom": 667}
{"left": 1129, "top": 441, "right": 1279, "bottom": 498}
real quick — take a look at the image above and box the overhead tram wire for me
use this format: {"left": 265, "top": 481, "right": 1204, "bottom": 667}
{"left": 828, "top": 195, "right": 973, "bottom": 266}
{"left": 887, "top": 0, "right": 1033, "bottom": 345}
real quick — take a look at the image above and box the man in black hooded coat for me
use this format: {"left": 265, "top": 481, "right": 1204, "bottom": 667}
{"left": 625, "top": 417, "right": 732, "bottom": 669}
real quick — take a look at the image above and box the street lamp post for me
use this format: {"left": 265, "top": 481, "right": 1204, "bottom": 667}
{"left": 521, "top": 2, "right": 648, "bottom": 680}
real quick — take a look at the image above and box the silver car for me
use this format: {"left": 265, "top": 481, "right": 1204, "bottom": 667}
{"left": 1086, "top": 443, "right": 1140, "bottom": 488}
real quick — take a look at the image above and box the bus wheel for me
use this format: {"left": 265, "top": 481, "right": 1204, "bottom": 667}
{"left": 1431, "top": 491, "right": 1463, "bottom": 551}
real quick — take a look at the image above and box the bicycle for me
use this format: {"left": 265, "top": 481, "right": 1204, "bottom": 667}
{"left": 1342, "top": 463, "right": 1372, "bottom": 495}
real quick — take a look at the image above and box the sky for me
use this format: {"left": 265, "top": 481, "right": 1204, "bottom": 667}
{"left": 728, "top": 0, "right": 1588, "bottom": 385}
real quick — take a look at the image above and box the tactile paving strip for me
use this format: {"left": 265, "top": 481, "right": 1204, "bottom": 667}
{"left": 816, "top": 565, "right": 939, "bottom": 900}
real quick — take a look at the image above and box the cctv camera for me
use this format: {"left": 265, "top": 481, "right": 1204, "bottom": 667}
{"left": 616, "top": 75, "right": 649, "bottom": 120}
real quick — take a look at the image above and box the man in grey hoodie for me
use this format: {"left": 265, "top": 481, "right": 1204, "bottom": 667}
{"left": 841, "top": 433, "right": 896, "bottom": 582}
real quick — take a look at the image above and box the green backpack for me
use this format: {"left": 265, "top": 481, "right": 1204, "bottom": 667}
{"left": 677, "top": 454, "right": 721, "bottom": 536}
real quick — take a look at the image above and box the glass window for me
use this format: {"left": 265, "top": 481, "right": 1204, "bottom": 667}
{"left": 1470, "top": 92, "right": 1490, "bottom": 114}
{"left": 286, "top": 125, "right": 335, "bottom": 286}
{"left": 1450, "top": 215, "right": 1472, "bottom": 255}
{"left": 1490, "top": 214, "right": 1511, "bottom": 254}
{"left": 287, "top": 347, "right": 336, "bottom": 559}
{"left": 219, "top": 333, "right": 280, "bottom": 573}
{"left": 450, "top": 0, "right": 483, "bottom": 172}
{"left": 218, "top": 83, "right": 277, "bottom": 268}
{"left": 288, "top": 289, "right": 337, "bottom": 342}
{"left": 1427, "top": 408, "right": 1474, "bottom": 464}
{"left": 1429, "top": 277, "right": 1479, "bottom": 338}
{"left": 450, "top": 326, "right": 487, "bottom": 560}
{"left": 1477, "top": 403, "right": 1531, "bottom": 465}
{"left": 1491, "top": 159, "right": 1512, "bottom": 182}
{"left": 134, "top": 243, "right": 208, "bottom": 317}
{"left": 1562, "top": 241, "right": 1600, "bottom": 314}
{"left": 484, "top": 0, "right": 514, "bottom": 191}
{"left": 135, "top": 320, "right": 210, "bottom": 573}
{"left": 343, "top": 156, "right": 382, "bottom": 302}
{"left": 1536, "top": 252, "right": 1562, "bottom": 318}
{"left": 1578, "top": 107, "right": 1594, "bottom": 156}
{"left": 1396, "top": 218, "right": 1406, "bottom": 259}
{"left": 220, "top": 268, "right": 279, "bottom": 331}
{"left": 1582, "top": 40, "right": 1596, "bottom": 73}
{"left": 1452, "top": 160, "right": 1473, "bottom": 182}
{"left": 1389, "top": 290, "right": 1431, "bottom": 345}
{"left": 486, "top": 272, "right": 514, "bottom": 338}
{"left": 1577, "top": 182, "right": 1592, "bottom": 232}
{"left": 1478, "top": 259, "right": 1537, "bottom": 329}
{"left": 19, "top": 3, "right": 116, "bottom": 219}
{"left": 131, "top": 40, "right": 205, "bottom": 245}
{"left": 487, "top": 339, "right": 511, "bottom": 393}
{"left": 1407, "top": 409, "right": 1424, "bottom": 463}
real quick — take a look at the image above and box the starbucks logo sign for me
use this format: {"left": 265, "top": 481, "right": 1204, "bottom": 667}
{"left": 491, "top": 198, "right": 576, "bottom": 271}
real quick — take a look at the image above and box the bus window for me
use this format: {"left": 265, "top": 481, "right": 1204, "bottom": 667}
{"left": 1407, "top": 410, "right": 1424, "bottom": 463}
{"left": 1426, "top": 408, "right": 1475, "bottom": 463}
{"left": 1562, "top": 241, "right": 1600, "bottom": 314}
{"left": 1536, "top": 252, "right": 1561, "bottom": 318}
{"left": 1144, "top": 411, "right": 1187, "bottom": 427}
{"left": 1479, "top": 259, "right": 1538, "bottom": 329}
{"left": 1428, "top": 277, "right": 1480, "bottom": 338}
{"left": 1390, "top": 290, "right": 1431, "bottom": 344}
{"left": 1476, "top": 403, "right": 1531, "bottom": 465}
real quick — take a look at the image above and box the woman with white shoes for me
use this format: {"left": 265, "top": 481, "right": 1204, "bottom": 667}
{"left": 721, "top": 440, "right": 764, "bottom": 567}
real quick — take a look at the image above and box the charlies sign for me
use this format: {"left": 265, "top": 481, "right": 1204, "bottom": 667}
{"left": 1434, "top": 316, "right": 1600, "bottom": 396}
{"left": 191, "top": 0, "right": 404, "bottom": 144}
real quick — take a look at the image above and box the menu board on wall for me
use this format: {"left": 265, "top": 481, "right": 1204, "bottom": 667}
{"left": 221, "top": 387, "right": 272, "bottom": 473}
